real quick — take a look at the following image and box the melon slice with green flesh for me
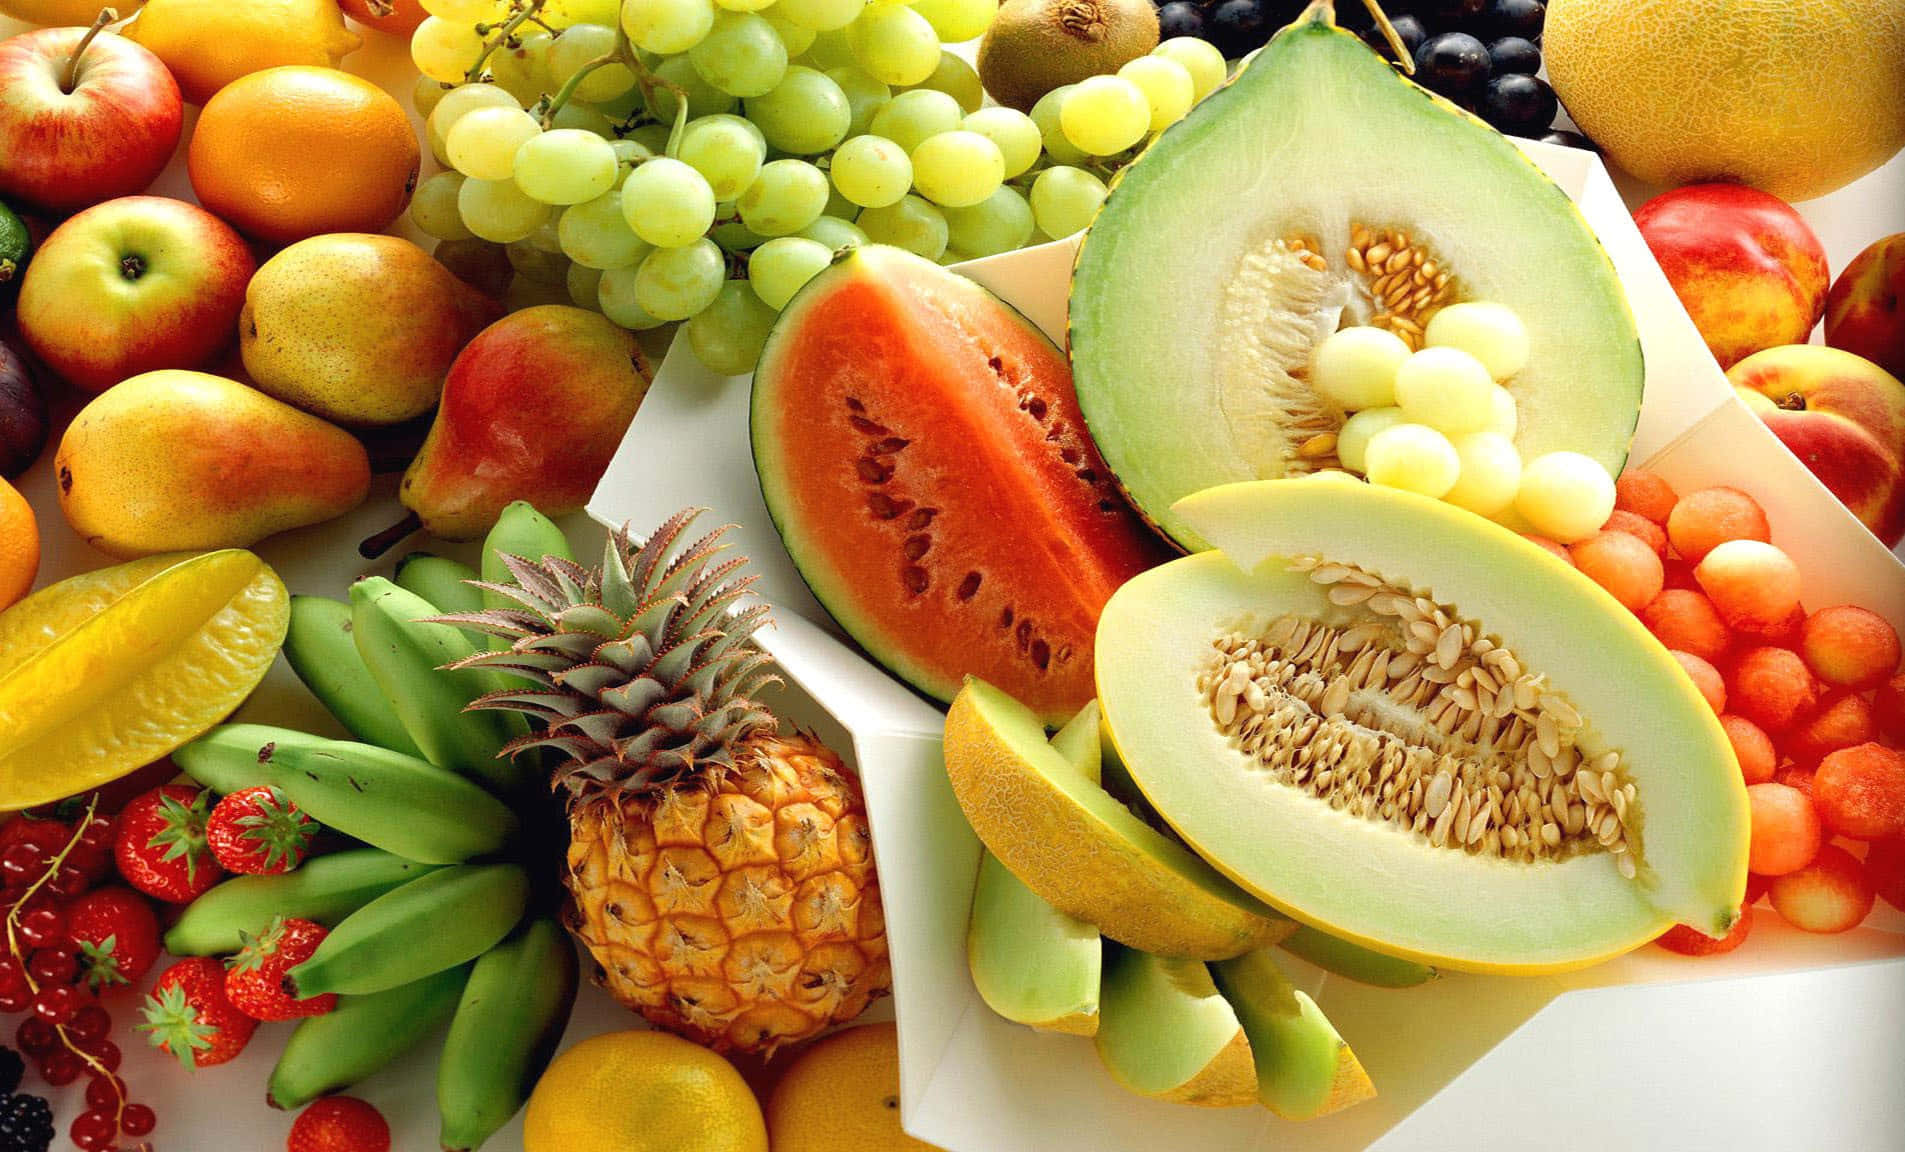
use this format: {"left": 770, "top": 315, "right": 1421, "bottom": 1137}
{"left": 1211, "top": 947, "right": 1375, "bottom": 1120}
{"left": 753, "top": 244, "right": 1170, "bottom": 725}
{"left": 1279, "top": 925, "right": 1436, "bottom": 988}
{"left": 1095, "top": 476, "right": 1749, "bottom": 974}
{"left": 1068, "top": 3, "right": 1643, "bottom": 551}
{"left": 1094, "top": 945, "right": 1257, "bottom": 1108}
{"left": 946, "top": 676, "right": 1290, "bottom": 961}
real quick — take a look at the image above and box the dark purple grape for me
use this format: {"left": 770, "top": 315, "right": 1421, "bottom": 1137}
{"left": 1421, "top": 0, "right": 1487, "bottom": 27}
{"left": 0, "top": 340, "right": 46, "bottom": 481}
{"left": 1481, "top": 0, "right": 1545, "bottom": 41}
{"left": 1156, "top": 0, "right": 1206, "bottom": 39}
{"left": 1539, "top": 128, "right": 1599, "bottom": 152}
{"left": 1362, "top": 14, "right": 1427, "bottom": 60}
{"left": 1487, "top": 35, "right": 1541, "bottom": 75}
{"left": 1208, "top": 0, "right": 1272, "bottom": 59}
{"left": 1413, "top": 32, "right": 1491, "bottom": 98}
{"left": 1481, "top": 72, "right": 1559, "bottom": 137}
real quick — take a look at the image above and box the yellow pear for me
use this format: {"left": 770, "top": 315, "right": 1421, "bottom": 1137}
{"left": 56, "top": 370, "right": 370, "bottom": 558}
{"left": 125, "top": 0, "right": 360, "bottom": 105}
{"left": 241, "top": 234, "right": 501, "bottom": 427}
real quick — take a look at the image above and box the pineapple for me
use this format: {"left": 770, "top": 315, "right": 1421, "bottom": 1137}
{"left": 448, "top": 509, "right": 890, "bottom": 1055}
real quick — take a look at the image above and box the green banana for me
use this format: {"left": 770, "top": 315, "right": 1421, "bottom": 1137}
{"left": 350, "top": 577, "right": 532, "bottom": 796}
{"left": 287, "top": 863, "right": 531, "bottom": 998}
{"left": 437, "top": 917, "right": 579, "bottom": 1152}
{"left": 282, "top": 596, "right": 424, "bottom": 758}
{"left": 395, "top": 553, "right": 484, "bottom": 616}
{"left": 1278, "top": 925, "right": 1439, "bottom": 988}
{"left": 165, "top": 849, "right": 436, "bottom": 956}
{"left": 480, "top": 502, "right": 573, "bottom": 651}
{"left": 174, "top": 725, "right": 519, "bottom": 865}
{"left": 268, "top": 963, "right": 471, "bottom": 1111}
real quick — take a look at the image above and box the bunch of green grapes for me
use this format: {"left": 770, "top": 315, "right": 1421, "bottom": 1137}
{"left": 406, "top": 0, "right": 1228, "bottom": 373}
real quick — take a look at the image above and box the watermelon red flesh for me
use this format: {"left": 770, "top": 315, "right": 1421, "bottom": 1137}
{"left": 753, "top": 246, "right": 1170, "bottom": 724}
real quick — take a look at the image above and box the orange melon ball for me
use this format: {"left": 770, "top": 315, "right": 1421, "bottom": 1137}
{"left": 1666, "top": 486, "right": 1770, "bottom": 564}
{"left": 1767, "top": 844, "right": 1875, "bottom": 934}
{"left": 1614, "top": 467, "right": 1678, "bottom": 524}
{"left": 1670, "top": 650, "right": 1727, "bottom": 713}
{"left": 1730, "top": 647, "right": 1822, "bottom": 733}
{"left": 1745, "top": 781, "right": 1824, "bottom": 876}
{"left": 1879, "top": 671, "right": 1905, "bottom": 745}
{"left": 1812, "top": 742, "right": 1905, "bottom": 841}
{"left": 1798, "top": 605, "right": 1901, "bottom": 691}
{"left": 1786, "top": 693, "right": 1879, "bottom": 768}
{"left": 1866, "top": 837, "right": 1905, "bottom": 912}
{"left": 1520, "top": 534, "right": 1574, "bottom": 564}
{"left": 1570, "top": 531, "right": 1665, "bottom": 611}
{"left": 1640, "top": 589, "right": 1732, "bottom": 665}
{"left": 1719, "top": 713, "right": 1777, "bottom": 785}
{"left": 1602, "top": 509, "right": 1669, "bottom": 558}
{"left": 1694, "top": 539, "right": 1802, "bottom": 632}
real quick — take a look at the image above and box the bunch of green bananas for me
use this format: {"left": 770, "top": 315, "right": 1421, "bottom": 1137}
{"left": 170, "top": 502, "right": 580, "bottom": 1152}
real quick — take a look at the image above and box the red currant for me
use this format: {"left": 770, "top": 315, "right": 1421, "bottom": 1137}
{"left": 0, "top": 986, "right": 30, "bottom": 1013}
{"left": 32, "top": 983, "right": 83, "bottom": 1025}
{"left": 0, "top": 843, "right": 47, "bottom": 886}
{"left": 15, "top": 1015, "right": 56, "bottom": 1055}
{"left": 85, "top": 1072, "right": 126, "bottom": 1110}
{"left": 88, "top": 1037, "right": 121, "bottom": 1072}
{"left": 67, "top": 846, "right": 112, "bottom": 888}
{"left": 27, "top": 948, "right": 78, "bottom": 987}
{"left": 17, "top": 905, "right": 67, "bottom": 949}
{"left": 70, "top": 1107, "right": 117, "bottom": 1151}
{"left": 77, "top": 814, "right": 114, "bottom": 851}
{"left": 47, "top": 865, "right": 88, "bottom": 899}
{"left": 68, "top": 1002, "right": 110, "bottom": 1044}
{"left": 40, "top": 1047, "right": 82, "bottom": 1085}
{"left": 0, "top": 956, "right": 25, "bottom": 995}
{"left": 120, "top": 1102, "right": 156, "bottom": 1137}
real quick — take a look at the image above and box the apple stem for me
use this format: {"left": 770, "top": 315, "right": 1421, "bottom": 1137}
{"left": 359, "top": 512, "right": 423, "bottom": 559}
{"left": 62, "top": 8, "right": 117, "bottom": 95}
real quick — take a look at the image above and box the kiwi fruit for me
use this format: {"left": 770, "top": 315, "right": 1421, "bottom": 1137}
{"left": 978, "top": 0, "right": 1161, "bottom": 111}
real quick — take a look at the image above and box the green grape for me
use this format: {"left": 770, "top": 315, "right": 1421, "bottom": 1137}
{"left": 856, "top": 194, "right": 948, "bottom": 260}
{"left": 737, "top": 159, "right": 829, "bottom": 236}
{"left": 507, "top": 237, "right": 571, "bottom": 283}
{"left": 679, "top": 116, "right": 767, "bottom": 202}
{"left": 427, "top": 83, "right": 519, "bottom": 166}
{"left": 1153, "top": 36, "right": 1226, "bottom": 102}
{"left": 1028, "top": 165, "right": 1106, "bottom": 239}
{"left": 1310, "top": 326, "right": 1408, "bottom": 412}
{"left": 515, "top": 129, "right": 621, "bottom": 205}
{"left": 446, "top": 106, "right": 544, "bottom": 180}
{"left": 609, "top": 139, "right": 656, "bottom": 187}
{"left": 548, "top": 101, "right": 617, "bottom": 137}
{"left": 422, "top": 0, "right": 500, "bottom": 19}
{"left": 544, "top": 0, "right": 623, "bottom": 26}
{"left": 1443, "top": 432, "right": 1523, "bottom": 517}
{"left": 711, "top": 211, "right": 771, "bottom": 253}
{"left": 458, "top": 177, "right": 553, "bottom": 243}
{"left": 522, "top": 218, "right": 567, "bottom": 254}
{"left": 910, "top": 0, "right": 997, "bottom": 43}
{"left": 621, "top": 0, "right": 717, "bottom": 54}
{"left": 779, "top": 0, "right": 862, "bottom": 33}
{"left": 593, "top": 83, "right": 648, "bottom": 123}
{"left": 959, "top": 107, "right": 1041, "bottom": 178}
{"left": 1514, "top": 452, "right": 1616, "bottom": 543}
{"left": 823, "top": 181, "right": 860, "bottom": 219}
{"left": 560, "top": 191, "right": 654, "bottom": 268}
{"left": 549, "top": 24, "right": 637, "bottom": 102}
{"left": 627, "top": 122, "right": 674, "bottom": 154}
{"left": 943, "top": 185, "right": 1033, "bottom": 257}
{"left": 748, "top": 236, "right": 833, "bottom": 309}
{"left": 1118, "top": 55, "right": 1193, "bottom": 132}
{"left": 1365, "top": 424, "right": 1461, "bottom": 500}
{"left": 847, "top": 5, "right": 939, "bottom": 86}
{"left": 799, "top": 25, "right": 857, "bottom": 67}
{"left": 646, "top": 54, "right": 739, "bottom": 121}
{"left": 488, "top": 32, "right": 555, "bottom": 105}
{"left": 1029, "top": 85, "right": 1087, "bottom": 165}
{"left": 798, "top": 214, "right": 867, "bottom": 251}
{"left": 867, "top": 88, "right": 961, "bottom": 152}
{"left": 826, "top": 66, "right": 891, "bottom": 136}
{"left": 687, "top": 280, "right": 778, "bottom": 374}
{"left": 413, "top": 75, "right": 452, "bottom": 117}
{"left": 689, "top": 11, "right": 788, "bottom": 98}
{"left": 715, "top": 0, "right": 775, "bottom": 11}
{"left": 829, "top": 134, "right": 912, "bottom": 209}
{"left": 1336, "top": 406, "right": 1408, "bottom": 474}
{"left": 899, "top": 51, "right": 983, "bottom": 114}
{"left": 508, "top": 273, "right": 575, "bottom": 311}
{"left": 597, "top": 265, "right": 669, "bottom": 329}
{"left": 1059, "top": 75, "right": 1148, "bottom": 156}
{"left": 746, "top": 67, "right": 851, "bottom": 155}
{"left": 1424, "top": 301, "right": 1529, "bottom": 380}
{"left": 1393, "top": 346, "right": 1497, "bottom": 435}
{"left": 766, "top": 14, "right": 817, "bottom": 57}
{"left": 621, "top": 157, "right": 719, "bottom": 247}
{"left": 411, "top": 171, "right": 474, "bottom": 240}
{"left": 568, "top": 263, "right": 606, "bottom": 311}
{"left": 910, "top": 130, "right": 1003, "bottom": 208}
{"left": 412, "top": 17, "right": 487, "bottom": 84}
{"left": 634, "top": 239, "right": 726, "bottom": 320}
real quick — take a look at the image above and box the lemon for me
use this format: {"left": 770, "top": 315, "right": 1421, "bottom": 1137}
{"left": 0, "top": 0, "right": 144, "bottom": 23}
{"left": 524, "top": 1030, "right": 768, "bottom": 1152}
{"left": 768, "top": 1023, "right": 941, "bottom": 1151}
{"left": 125, "top": 0, "right": 362, "bottom": 105}
{"left": 0, "top": 551, "right": 288, "bottom": 811}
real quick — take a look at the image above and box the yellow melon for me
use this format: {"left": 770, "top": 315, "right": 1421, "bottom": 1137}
{"left": 1545, "top": 0, "right": 1905, "bottom": 202}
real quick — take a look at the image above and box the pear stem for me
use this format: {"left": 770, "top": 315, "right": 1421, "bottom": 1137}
{"left": 62, "top": 9, "right": 117, "bottom": 94}
{"left": 360, "top": 512, "right": 423, "bottom": 560}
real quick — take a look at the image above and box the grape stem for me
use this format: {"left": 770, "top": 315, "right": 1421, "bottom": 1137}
{"left": 536, "top": 24, "right": 688, "bottom": 159}
{"left": 1299, "top": 1, "right": 1415, "bottom": 75}
{"left": 465, "top": 0, "right": 548, "bottom": 86}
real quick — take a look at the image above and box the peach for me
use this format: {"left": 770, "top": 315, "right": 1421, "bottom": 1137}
{"left": 1640, "top": 589, "right": 1733, "bottom": 665}
{"left": 1670, "top": 650, "right": 1726, "bottom": 714}
{"left": 1602, "top": 509, "right": 1668, "bottom": 558}
{"left": 1746, "top": 781, "right": 1823, "bottom": 876}
{"left": 1878, "top": 671, "right": 1905, "bottom": 745}
{"left": 1786, "top": 693, "right": 1879, "bottom": 768}
{"left": 1693, "top": 539, "right": 1802, "bottom": 633}
{"left": 1569, "top": 531, "right": 1665, "bottom": 611}
{"left": 1613, "top": 467, "right": 1678, "bottom": 524}
{"left": 1730, "top": 647, "right": 1822, "bottom": 733}
{"left": 1812, "top": 742, "right": 1905, "bottom": 841}
{"left": 1727, "top": 344, "right": 1905, "bottom": 548}
{"left": 1866, "top": 836, "right": 1905, "bottom": 912}
{"left": 1654, "top": 906, "right": 1752, "bottom": 957}
{"left": 1767, "top": 844, "right": 1874, "bottom": 934}
{"left": 1720, "top": 713, "right": 1777, "bottom": 785}
{"left": 1633, "top": 185, "right": 1829, "bottom": 370}
{"left": 1664, "top": 486, "right": 1770, "bottom": 564}
{"left": 1824, "top": 231, "right": 1905, "bottom": 380}
{"left": 1798, "top": 605, "right": 1901, "bottom": 691}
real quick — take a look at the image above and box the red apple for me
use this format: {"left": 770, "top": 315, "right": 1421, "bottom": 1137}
{"left": 15, "top": 196, "right": 255, "bottom": 394}
{"left": 1826, "top": 232, "right": 1905, "bottom": 381}
{"left": 1634, "top": 184, "right": 1830, "bottom": 370}
{"left": 0, "top": 21, "right": 182, "bottom": 213}
{"left": 1728, "top": 344, "right": 1905, "bottom": 547}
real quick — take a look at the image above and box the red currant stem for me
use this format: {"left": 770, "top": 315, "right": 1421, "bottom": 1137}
{"left": 57, "top": 1028, "right": 124, "bottom": 1128}
{"left": 5, "top": 797, "right": 98, "bottom": 987}
{"left": 465, "top": 0, "right": 548, "bottom": 86}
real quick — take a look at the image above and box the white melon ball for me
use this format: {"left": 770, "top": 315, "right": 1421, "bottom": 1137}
{"left": 1364, "top": 424, "right": 1461, "bottom": 500}
{"left": 1336, "top": 406, "right": 1409, "bottom": 474}
{"left": 1394, "top": 346, "right": 1497, "bottom": 435}
{"left": 1312, "top": 326, "right": 1410, "bottom": 411}
{"left": 1443, "top": 432, "right": 1523, "bottom": 517}
{"left": 1489, "top": 386, "right": 1518, "bottom": 438}
{"left": 1425, "top": 301, "right": 1530, "bottom": 380}
{"left": 1514, "top": 451, "right": 1616, "bottom": 543}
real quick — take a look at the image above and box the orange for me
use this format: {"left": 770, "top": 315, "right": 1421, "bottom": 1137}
{"left": 189, "top": 66, "right": 420, "bottom": 245}
{"left": 0, "top": 478, "right": 38, "bottom": 613}
{"left": 767, "top": 1024, "right": 941, "bottom": 1152}
{"left": 340, "top": 0, "right": 427, "bottom": 36}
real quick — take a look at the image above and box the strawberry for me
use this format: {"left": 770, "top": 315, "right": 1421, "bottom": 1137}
{"left": 206, "top": 786, "right": 317, "bottom": 875}
{"left": 65, "top": 886, "right": 161, "bottom": 991}
{"left": 114, "top": 785, "right": 223, "bottom": 903}
{"left": 288, "top": 1096, "right": 390, "bottom": 1152}
{"left": 136, "top": 956, "right": 258, "bottom": 1069}
{"left": 226, "top": 917, "right": 336, "bottom": 1021}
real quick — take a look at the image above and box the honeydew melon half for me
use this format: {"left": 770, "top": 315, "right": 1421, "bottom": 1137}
{"left": 1095, "top": 476, "right": 1749, "bottom": 974}
{"left": 1068, "top": 3, "right": 1643, "bottom": 550}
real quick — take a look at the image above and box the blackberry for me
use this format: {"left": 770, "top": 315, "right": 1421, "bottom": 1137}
{"left": 0, "top": 1050, "right": 18, "bottom": 1098}
{"left": 0, "top": 1093, "right": 53, "bottom": 1152}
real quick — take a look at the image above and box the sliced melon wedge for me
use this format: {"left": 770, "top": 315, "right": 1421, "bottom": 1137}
{"left": 1094, "top": 945, "right": 1256, "bottom": 1107}
{"left": 1211, "top": 947, "right": 1374, "bottom": 1120}
{"left": 1279, "top": 925, "right": 1437, "bottom": 988}
{"left": 1095, "top": 476, "right": 1748, "bottom": 974}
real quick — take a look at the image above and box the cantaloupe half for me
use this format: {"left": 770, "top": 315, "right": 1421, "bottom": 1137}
{"left": 1094, "top": 945, "right": 1257, "bottom": 1108}
{"left": 1095, "top": 476, "right": 1750, "bottom": 974}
